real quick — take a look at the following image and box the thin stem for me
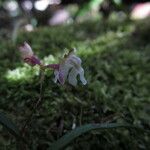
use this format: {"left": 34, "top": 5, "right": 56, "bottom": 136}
{"left": 79, "top": 107, "right": 83, "bottom": 126}
{"left": 21, "top": 69, "right": 45, "bottom": 136}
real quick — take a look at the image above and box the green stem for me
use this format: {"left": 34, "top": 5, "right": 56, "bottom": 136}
{"left": 21, "top": 68, "right": 45, "bottom": 136}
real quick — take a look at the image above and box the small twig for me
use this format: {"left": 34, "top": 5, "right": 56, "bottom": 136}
{"left": 21, "top": 69, "right": 45, "bottom": 136}
{"left": 79, "top": 107, "right": 83, "bottom": 126}
{"left": 57, "top": 116, "right": 64, "bottom": 138}
{"left": 100, "top": 113, "right": 121, "bottom": 123}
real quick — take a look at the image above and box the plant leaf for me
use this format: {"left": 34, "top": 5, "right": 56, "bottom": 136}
{"left": 0, "top": 112, "right": 29, "bottom": 148}
{"left": 49, "top": 123, "right": 140, "bottom": 150}
{"left": 0, "top": 112, "right": 20, "bottom": 138}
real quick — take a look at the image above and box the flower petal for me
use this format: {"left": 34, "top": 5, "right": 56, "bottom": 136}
{"left": 19, "top": 42, "right": 33, "bottom": 58}
{"left": 70, "top": 55, "right": 82, "bottom": 65}
{"left": 58, "top": 70, "right": 65, "bottom": 84}
{"left": 67, "top": 55, "right": 82, "bottom": 72}
{"left": 54, "top": 70, "right": 59, "bottom": 83}
{"left": 68, "top": 68, "right": 78, "bottom": 86}
{"left": 78, "top": 67, "right": 87, "bottom": 85}
{"left": 53, "top": 49, "right": 87, "bottom": 86}
{"left": 53, "top": 67, "right": 65, "bottom": 85}
{"left": 58, "top": 63, "right": 71, "bottom": 83}
{"left": 19, "top": 42, "right": 41, "bottom": 66}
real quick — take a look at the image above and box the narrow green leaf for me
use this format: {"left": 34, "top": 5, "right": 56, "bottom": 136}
{"left": 0, "top": 112, "right": 20, "bottom": 138}
{"left": 0, "top": 112, "right": 29, "bottom": 145}
{"left": 0, "top": 112, "right": 30, "bottom": 148}
{"left": 49, "top": 123, "right": 140, "bottom": 150}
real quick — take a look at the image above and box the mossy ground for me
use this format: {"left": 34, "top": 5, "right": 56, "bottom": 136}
{"left": 0, "top": 17, "right": 150, "bottom": 149}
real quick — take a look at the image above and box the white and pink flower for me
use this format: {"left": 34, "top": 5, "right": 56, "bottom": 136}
{"left": 19, "top": 42, "right": 41, "bottom": 66}
{"left": 47, "top": 49, "right": 87, "bottom": 86}
{"left": 19, "top": 42, "right": 87, "bottom": 86}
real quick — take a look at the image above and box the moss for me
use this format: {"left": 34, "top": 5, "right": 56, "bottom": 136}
{"left": 0, "top": 18, "right": 150, "bottom": 149}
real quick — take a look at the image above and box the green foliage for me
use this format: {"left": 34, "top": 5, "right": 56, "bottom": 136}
{"left": 0, "top": 18, "right": 150, "bottom": 149}
{"left": 74, "top": 0, "right": 104, "bottom": 19}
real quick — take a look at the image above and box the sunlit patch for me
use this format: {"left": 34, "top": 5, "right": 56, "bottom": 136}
{"left": 43, "top": 54, "right": 57, "bottom": 65}
{"left": 5, "top": 55, "right": 57, "bottom": 81}
{"left": 5, "top": 65, "right": 40, "bottom": 81}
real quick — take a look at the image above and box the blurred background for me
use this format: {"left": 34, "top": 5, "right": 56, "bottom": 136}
{"left": 0, "top": 0, "right": 150, "bottom": 40}
{"left": 0, "top": 0, "right": 150, "bottom": 149}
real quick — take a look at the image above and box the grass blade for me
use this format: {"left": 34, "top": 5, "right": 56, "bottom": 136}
{"left": 0, "top": 112, "right": 21, "bottom": 138}
{"left": 0, "top": 112, "right": 30, "bottom": 149}
{"left": 49, "top": 123, "right": 140, "bottom": 150}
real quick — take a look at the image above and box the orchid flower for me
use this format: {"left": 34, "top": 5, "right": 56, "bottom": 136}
{"left": 19, "top": 42, "right": 87, "bottom": 86}
{"left": 19, "top": 42, "right": 41, "bottom": 66}
{"left": 47, "top": 49, "right": 87, "bottom": 86}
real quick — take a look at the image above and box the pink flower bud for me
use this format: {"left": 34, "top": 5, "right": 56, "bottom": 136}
{"left": 19, "top": 42, "right": 33, "bottom": 59}
{"left": 19, "top": 42, "right": 41, "bottom": 66}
